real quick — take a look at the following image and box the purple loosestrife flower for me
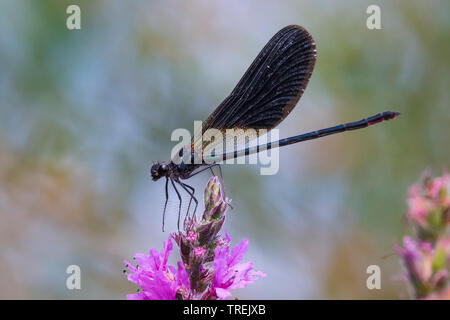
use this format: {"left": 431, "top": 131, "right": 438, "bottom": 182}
{"left": 396, "top": 236, "right": 450, "bottom": 299}
{"left": 125, "top": 176, "right": 265, "bottom": 299}
{"left": 395, "top": 237, "right": 433, "bottom": 297}
{"left": 208, "top": 237, "right": 267, "bottom": 300}
{"left": 396, "top": 170, "right": 450, "bottom": 299}
{"left": 124, "top": 236, "right": 190, "bottom": 300}
{"left": 406, "top": 170, "right": 450, "bottom": 243}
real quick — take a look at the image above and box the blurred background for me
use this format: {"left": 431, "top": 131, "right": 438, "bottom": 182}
{"left": 0, "top": 0, "right": 449, "bottom": 299}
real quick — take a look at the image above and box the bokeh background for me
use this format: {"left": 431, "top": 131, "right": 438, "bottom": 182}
{"left": 0, "top": 0, "right": 449, "bottom": 299}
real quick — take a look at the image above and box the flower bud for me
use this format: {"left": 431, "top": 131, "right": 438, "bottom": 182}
{"left": 204, "top": 176, "right": 223, "bottom": 212}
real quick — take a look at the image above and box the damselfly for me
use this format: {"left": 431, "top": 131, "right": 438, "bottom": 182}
{"left": 150, "top": 25, "right": 399, "bottom": 231}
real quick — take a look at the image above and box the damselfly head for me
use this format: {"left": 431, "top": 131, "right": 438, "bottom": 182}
{"left": 150, "top": 162, "right": 169, "bottom": 181}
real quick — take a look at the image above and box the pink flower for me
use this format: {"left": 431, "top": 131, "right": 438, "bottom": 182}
{"left": 407, "top": 185, "right": 430, "bottom": 227}
{"left": 124, "top": 236, "right": 190, "bottom": 300}
{"left": 396, "top": 235, "right": 450, "bottom": 299}
{"left": 209, "top": 235, "right": 266, "bottom": 300}
{"left": 405, "top": 170, "right": 450, "bottom": 242}
{"left": 436, "top": 237, "right": 450, "bottom": 255}
{"left": 193, "top": 247, "right": 206, "bottom": 258}
{"left": 186, "top": 232, "right": 197, "bottom": 242}
{"left": 426, "top": 173, "right": 450, "bottom": 200}
{"left": 124, "top": 177, "right": 265, "bottom": 300}
{"left": 395, "top": 237, "right": 433, "bottom": 288}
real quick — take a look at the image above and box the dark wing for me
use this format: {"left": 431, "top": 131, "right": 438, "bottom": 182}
{"left": 202, "top": 25, "right": 316, "bottom": 132}
{"left": 187, "top": 25, "right": 316, "bottom": 163}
